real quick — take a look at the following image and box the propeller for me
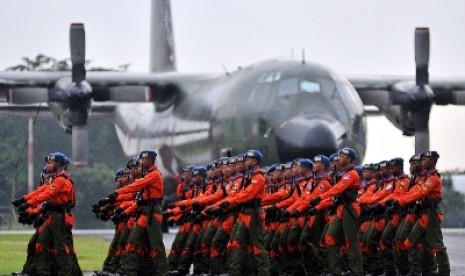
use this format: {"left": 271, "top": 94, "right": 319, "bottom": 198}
{"left": 411, "top": 28, "right": 434, "bottom": 154}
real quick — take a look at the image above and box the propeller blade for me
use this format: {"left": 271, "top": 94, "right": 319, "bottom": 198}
{"left": 8, "top": 87, "right": 49, "bottom": 104}
{"left": 415, "top": 28, "right": 430, "bottom": 86}
{"left": 413, "top": 105, "right": 432, "bottom": 154}
{"left": 72, "top": 125, "right": 89, "bottom": 168}
{"left": 70, "top": 23, "right": 86, "bottom": 83}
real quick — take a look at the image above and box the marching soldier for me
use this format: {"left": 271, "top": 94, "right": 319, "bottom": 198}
{"left": 309, "top": 148, "right": 363, "bottom": 276}
{"left": 109, "top": 150, "right": 169, "bottom": 276}
{"left": 218, "top": 150, "right": 270, "bottom": 276}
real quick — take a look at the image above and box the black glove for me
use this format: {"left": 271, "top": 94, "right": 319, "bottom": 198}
{"left": 108, "top": 192, "right": 119, "bottom": 201}
{"left": 372, "top": 203, "right": 382, "bottom": 214}
{"left": 291, "top": 210, "right": 301, "bottom": 218}
{"left": 162, "top": 211, "right": 172, "bottom": 220}
{"left": 12, "top": 197, "right": 26, "bottom": 207}
{"left": 114, "top": 207, "right": 123, "bottom": 215}
{"left": 266, "top": 205, "right": 278, "bottom": 215}
{"left": 220, "top": 201, "right": 230, "bottom": 209}
{"left": 178, "top": 203, "right": 186, "bottom": 210}
{"left": 33, "top": 214, "right": 45, "bottom": 229}
{"left": 92, "top": 203, "right": 101, "bottom": 214}
{"left": 307, "top": 207, "right": 317, "bottom": 217}
{"left": 392, "top": 200, "right": 400, "bottom": 209}
{"left": 192, "top": 200, "right": 201, "bottom": 210}
{"left": 310, "top": 197, "right": 321, "bottom": 207}
{"left": 194, "top": 214, "right": 205, "bottom": 223}
{"left": 18, "top": 203, "right": 29, "bottom": 213}
{"left": 98, "top": 198, "right": 110, "bottom": 206}
{"left": 209, "top": 207, "right": 223, "bottom": 216}
{"left": 364, "top": 205, "right": 373, "bottom": 214}
{"left": 385, "top": 199, "right": 395, "bottom": 207}
{"left": 99, "top": 213, "right": 110, "bottom": 222}
{"left": 280, "top": 210, "right": 290, "bottom": 222}
{"left": 167, "top": 202, "right": 176, "bottom": 209}
{"left": 386, "top": 206, "right": 397, "bottom": 216}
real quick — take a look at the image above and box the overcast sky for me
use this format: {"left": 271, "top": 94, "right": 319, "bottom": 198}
{"left": 1, "top": 0, "right": 465, "bottom": 171}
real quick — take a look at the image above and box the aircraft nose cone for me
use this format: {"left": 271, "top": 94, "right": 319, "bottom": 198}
{"left": 276, "top": 115, "right": 341, "bottom": 161}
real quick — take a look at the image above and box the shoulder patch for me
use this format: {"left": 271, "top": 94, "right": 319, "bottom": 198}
{"left": 48, "top": 184, "right": 56, "bottom": 190}
{"left": 343, "top": 175, "right": 351, "bottom": 180}
{"left": 251, "top": 179, "right": 258, "bottom": 184}
{"left": 384, "top": 183, "right": 392, "bottom": 191}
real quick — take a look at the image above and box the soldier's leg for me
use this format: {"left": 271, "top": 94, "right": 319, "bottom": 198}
{"left": 210, "top": 215, "right": 234, "bottom": 274}
{"left": 177, "top": 224, "right": 200, "bottom": 274}
{"left": 147, "top": 209, "right": 169, "bottom": 276}
{"left": 364, "top": 218, "right": 383, "bottom": 276}
{"left": 425, "top": 210, "right": 450, "bottom": 276}
{"left": 168, "top": 223, "right": 190, "bottom": 271}
{"left": 394, "top": 213, "right": 414, "bottom": 276}
{"left": 278, "top": 221, "right": 291, "bottom": 273}
{"left": 379, "top": 216, "right": 398, "bottom": 276}
{"left": 342, "top": 206, "right": 363, "bottom": 276}
{"left": 20, "top": 230, "right": 39, "bottom": 275}
{"left": 286, "top": 218, "right": 304, "bottom": 274}
{"left": 405, "top": 214, "right": 428, "bottom": 274}
{"left": 115, "top": 222, "right": 132, "bottom": 274}
{"left": 248, "top": 211, "right": 270, "bottom": 276}
{"left": 47, "top": 212, "right": 72, "bottom": 276}
{"left": 325, "top": 214, "right": 344, "bottom": 275}
{"left": 120, "top": 223, "right": 148, "bottom": 276}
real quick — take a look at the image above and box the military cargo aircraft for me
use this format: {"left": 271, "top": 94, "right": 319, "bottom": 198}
{"left": 1, "top": 0, "right": 465, "bottom": 203}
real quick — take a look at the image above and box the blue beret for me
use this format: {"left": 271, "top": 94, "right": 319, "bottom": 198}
{"left": 182, "top": 165, "right": 195, "bottom": 172}
{"left": 362, "top": 163, "right": 373, "bottom": 170}
{"left": 115, "top": 168, "right": 126, "bottom": 180}
{"left": 229, "top": 156, "right": 237, "bottom": 164}
{"left": 139, "top": 150, "right": 157, "bottom": 158}
{"left": 379, "top": 160, "right": 390, "bottom": 168}
{"left": 389, "top": 157, "right": 404, "bottom": 166}
{"left": 295, "top": 158, "right": 314, "bottom": 168}
{"left": 64, "top": 156, "right": 71, "bottom": 164}
{"left": 409, "top": 154, "right": 421, "bottom": 163}
{"left": 284, "top": 161, "right": 294, "bottom": 170}
{"left": 275, "top": 164, "right": 285, "bottom": 171}
{"left": 244, "top": 150, "right": 263, "bottom": 160}
{"left": 329, "top": 153, "right": 338, "bottom": 162}
{"left": 372, "top": 163, "right": 380, "bottom": 170}
{"left": 216, "top": 157, "right": 230, "bottom": 166}
{"left": 127, "top": 156, "right": 139, "bottom": 168}
{"left": 266, "top": 164, "right": 277, "bottom": 174}
{"left": 339, "top": 148, "right": 357, "bottom": 161}
{"left": 355, "top": 165, "right": 363, "bottom": 174}
{"left": 192, "top": 166, "right": 208, "bottom": 177}
{"left": 313, "top": 155, "right": 330, "bottom": 166}
{"left": 236, "top": 154, "right": 245, "bottom": 162}
{"left": 50, "top": 152, "right": 67, "bottom": 163}
{"left": 420, "top": 151, "right": 439, "bottom": 160}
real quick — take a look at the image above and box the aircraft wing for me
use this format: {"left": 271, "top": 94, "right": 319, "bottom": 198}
{"left": 348, "top": 75, "right": 465, "bottom": 106}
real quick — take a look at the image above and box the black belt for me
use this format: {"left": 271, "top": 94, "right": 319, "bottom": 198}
{"left": 138, "top": 199, "right": 162, "bottom": 206}
{"left": 44, "top": 205, "right": 66, "bottom": 212}
{"left": 241, "top": 199, "right": 261, "bottom": 209}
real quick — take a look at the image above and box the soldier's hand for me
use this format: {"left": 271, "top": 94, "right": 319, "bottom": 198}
{"left": 307, "top": 207, "right": 317, "bottom": 217}
{"left": 266, "top": 205, "right": 278, "bottom": 215}
{"left": 364, "top": 205, "right": 373, "bottom": 214}
{"left": 114, "top": 207, "right": 123, "bottom": 215}
{"left": 220, "top": 201, "right": 230, "bottom": 209}
{"left": 163, "top": 211, "right": 172, "bottom": 220}
{"left": 178, "top": 203, "right": 187, "bottom": 210}
{"left": 386, "top": 206, "right": 396, "bottom": 216}
{"left": 98, "top": 198, "right": 110, "bottom": 206}
{"left": 167, "top": 202, "right": 176, "bottom": 209}
{"left": 12, "top": 197, "right": 26, "bottom": 207}
{"left": 210, "top": 207, "right": 223, "bottom": 216}
{"left": 107, "top": 192, "right": 119, "bottom": 201}
{"left": 194, "top": 214, "right": 205, "bottom": 223}
{"left": 291, "top": 210, "right": 301, "bottom": 217}
{"left": 92, "top": 203, "right": 101, "bottom": 214}
{"left": 310, "top": 197, "right": 321, "bottom": 207}
{"left": 192, "top": 200, "right": 201, "bottom": 210}
{"left": 385, "top": 199, "right": 395, "bottom": 207}
{"left": 280, "top": 210, "right": 290, "bottom": 222}
{"left": 18, "top": 203, "right": 29, "bottom": 213}
{"left": 372, "top": 203, "right": 382, "bottom": 214}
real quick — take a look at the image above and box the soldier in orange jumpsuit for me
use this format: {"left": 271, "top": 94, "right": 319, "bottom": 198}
{"left": 309, "top": 148, "right": 363, "bottom": 276}
{"left": 390, "top": 151, "right": 450, "bottom": 276}
{"left": 19, "top": 152, "right": 76, "bottom": 276}
{"left": 109, "top": 150, "right": 169, "bottom": 276}
{"left": 218, "top": 150, "right": 270, "bottom": 276}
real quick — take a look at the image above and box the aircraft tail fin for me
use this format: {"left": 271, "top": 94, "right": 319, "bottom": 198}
{"left": 150, "top": 0, "right": 177, "bottom": 72}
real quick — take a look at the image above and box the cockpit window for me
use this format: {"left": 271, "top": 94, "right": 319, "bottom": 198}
{"left": 300, "top": 80, "right": 321, "bottom": 94}
{"left": 278, "top": 77, "right": 299, "bottom": 97}
{"left": 257, "top": 72, "right": 281, "bottom": 83}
